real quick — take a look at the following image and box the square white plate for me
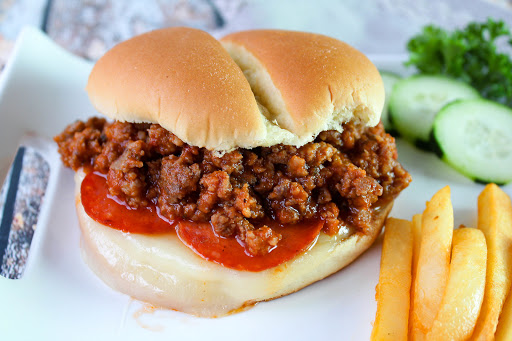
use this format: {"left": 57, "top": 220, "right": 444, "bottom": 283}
{"left": 0, "top": 27, "right": 510, "bottom": 340}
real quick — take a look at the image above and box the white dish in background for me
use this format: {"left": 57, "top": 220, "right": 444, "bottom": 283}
{"left": 0, "top": 27, "right": 510, "bottom": 341}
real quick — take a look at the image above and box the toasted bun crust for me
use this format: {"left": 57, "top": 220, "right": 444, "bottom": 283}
{"left": 221, "top": 30, "right": 384, "bottom": 138}
{"left": 86, "top": 28, "right": 384, "bottom": 151}
{"left": 86, "top": 27, "right": 266, "bottom": 151}
{"left": 74, "top": 170, "right": 392, "bottom": 317}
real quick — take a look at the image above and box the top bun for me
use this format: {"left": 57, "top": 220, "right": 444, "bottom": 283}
{"left": 86, "top": 27, "right": 384, "bottom": 151}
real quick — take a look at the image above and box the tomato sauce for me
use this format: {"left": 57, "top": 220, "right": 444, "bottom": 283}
{"left": 81, "top": 172, "right": 324, "bottom": 272}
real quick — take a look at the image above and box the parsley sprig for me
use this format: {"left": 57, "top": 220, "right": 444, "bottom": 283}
{"left": 406, "top": 18, "right": 512, "bottom": 107}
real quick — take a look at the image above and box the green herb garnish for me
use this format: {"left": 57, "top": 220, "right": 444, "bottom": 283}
{"left": 406, "top": 18, "right": 512, "bottom": 107}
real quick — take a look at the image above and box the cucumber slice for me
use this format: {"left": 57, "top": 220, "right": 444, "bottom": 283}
{"left": 433, "top": 99, "right": 512, "bottom": 184}
{"left": 379, "top": 70, "right": 401, "bottom": 131}
{"left": 389, "top": 75, "right": 480, "bottom": 148}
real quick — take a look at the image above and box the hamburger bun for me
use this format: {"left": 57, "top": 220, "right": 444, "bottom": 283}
{"left": 75, "top": 170, "right": 392, "bottom": 317}
{"left": 86, "top": 27, "right": 384, "bottom": 151}
{"left": 68, "top": 27, "right": 398, "bottom": 317}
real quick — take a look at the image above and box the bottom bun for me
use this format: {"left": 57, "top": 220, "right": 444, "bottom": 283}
{"left": 74, "top": 170, "right": 392, "bottom": 317}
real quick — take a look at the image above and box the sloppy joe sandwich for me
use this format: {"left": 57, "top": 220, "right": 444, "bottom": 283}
{"left": 54, "top": 27, "right": 411, "bottom": 317}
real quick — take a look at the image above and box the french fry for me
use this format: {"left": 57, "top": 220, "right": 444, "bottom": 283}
{"left": 371, "top": 218, "right": 413, "bottom": 341}
{"left": 408, "top": 213, "right": 422, "bottom": 338}
{"left": 472, "top": 184, "right": 512, "bottom": 340}
{"left": 411, "top": 186, "right": 453, "bottom": 340}
{"left": 411, "top": 213, "right": 423, "bottom": 280}
{"left": 496, "top": 287, "right": 512, "bottom": 340}
{"left": 426, "top": 228, "right": 487, "bottom": 341}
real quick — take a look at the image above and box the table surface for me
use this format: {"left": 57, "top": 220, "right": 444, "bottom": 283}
{"left": 0, "top": 0, "right": 511, "bottom": 70}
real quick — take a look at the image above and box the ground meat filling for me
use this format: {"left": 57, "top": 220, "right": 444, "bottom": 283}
{"left": 55, "top": 118, "right": 411, "bottom": 255}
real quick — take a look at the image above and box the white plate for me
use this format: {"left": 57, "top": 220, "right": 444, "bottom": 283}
{"left": 0, "top": 27, "right": 510, "bottom": 340}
